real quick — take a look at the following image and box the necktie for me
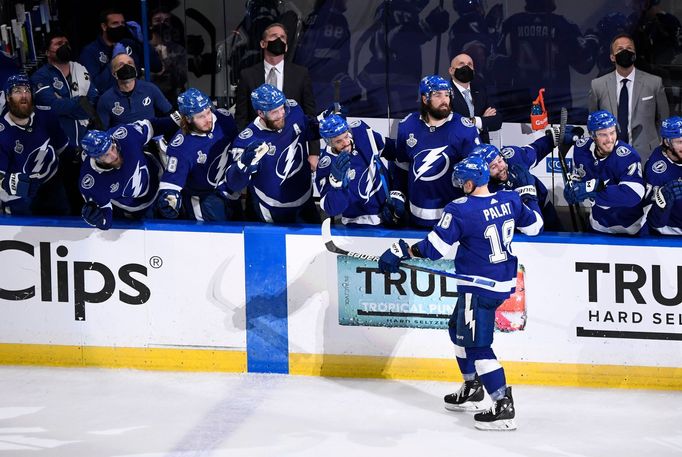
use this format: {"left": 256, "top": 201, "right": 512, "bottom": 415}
{"left": 618, "top": 78, "right": 629, "bottom": 143}
{"left": 266, "top": 67, "right": 277, "bottom": 88}
{"left": 463, "top": 89, "right": 474, "bottom": 117}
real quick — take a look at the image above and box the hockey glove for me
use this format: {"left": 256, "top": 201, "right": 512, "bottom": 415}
{"left": 3, "top": 172, "right": 41, "bottom": 199}
{"left": 156, "top": 189, "right": 182, "bottom": 219}
{"left": 81, "top": 201, "right": 113, "bottom": 230}
{"left": 545, "top": 125, "right": 584, "bottom": 147}
{"left": 237, "top": 142, "right": 267, "bottom": 175}
{"left": 654, "top": 180, "right": 682, "bottom": 210}
{"left": 380, "top": 190, "right": 407, "bottom": 225}
{"left": 318, "top": 103, "right": 349, "bottom": 121}
{"left": 564, "top": 179, "right": 599, "bottom": 205}
{"left": 329, "top": 151, "right": 351, "bottom": 189}
{"left": 506, "top": 164, "right": 537, "bottom": 203}
{"left": 425, "top": 6, "right": 449, "bottom": 34}
{"left": 378, "top": 239, "right": 410, "bottom": 274}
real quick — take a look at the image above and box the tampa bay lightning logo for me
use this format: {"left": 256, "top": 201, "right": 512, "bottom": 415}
{"left": 276, "top": 138, "right": 305, "bottom": 183}
{"left": 652, "top": 160, "right": 667, "bottom": 174}
{"left": 122, "top": 161, "right": 150, "bottom": 198}
{"left": 575, "top": 137, "right": 589, "bottom": 148}
{"left": 501, "top": 147, "right": 515, "bottom": 159}
{"left": 170, "top": 133, "right": 184, "bottom": 147}
{"left": 356, "top": 163, "right": 383, "bottom": 202}
{"left": 318, "top": 155, "right": 332, "bottom": 169}
{"left": 413, "top": 146, "right": 450, "bottom": 182}
{"left": 206, "top": 144, "right": 232, "bottom": 186}
{"left": 616, "top": 146, "right": 631, "bottom": 157}
{"left": 22, "top": 139, "right": 58, "bottom": 179}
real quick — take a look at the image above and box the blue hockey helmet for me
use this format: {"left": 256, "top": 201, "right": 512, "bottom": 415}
{"left": 419, "top": 75, "right": 451, "bottom": 101}
{"left": 319, "top": 114, "right": 349, "bottom": 141}
{"left": 81, "top": 130, "right": 114, "bottom": 158}
{"left": 177, "top": 88, "right": 212, "bottom": 118}
{"left": 251, "top": 83, "right": 287, "bottom": 114}
{"left": 661, "top": 116, "right": 682, "bottom": 140}
{"left": 469, "top": 143, "right": 500, "bottom": 165}
{"left": 587, "top": 110, "right": 618, "bottom": 135}
{"left": 452, "top": 154, "right": 490, "bottom": 189}
{"left": 3, "top": 73, "right": 31, "bottom": 98}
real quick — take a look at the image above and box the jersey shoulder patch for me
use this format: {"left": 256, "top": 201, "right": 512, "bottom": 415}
{"left": 217, "top": 108, "right": 232, "bottom": 117}
{"left": 170, "top": 133, "right": 184, "bottom": 147}
{"left": 460, "top": 117, "right": 475, "bottom": 128}
{"left": 575, "top": 137, "right": 589, "bottom": 147}
{"left": 81, "top": 174, "right": 95, "bottom": 190}
{"left": 112, "top": 126, "right": 128, "bottom": 140}
{"left": 616, "top": 146, "right": 631, "bottom": 157}
{"left": 651, "top": 160, "right": 667, "bottom": 174}
{"left": 318, "top": 155, "right": 332, "bottom": 169}
{"left": 286, "top": 99, "right": 298, "bottom": 107}
{"left": 349, "top": 119, "right": 361, "bottom": 128}
{"left": 453, "top": 196, "right": 468, "bottom": 204}
{"left": 500, "top": 147, "right": 515, "bottom": 159}
{"left": 239, "top": 128, "right": 253, "bottom": 140}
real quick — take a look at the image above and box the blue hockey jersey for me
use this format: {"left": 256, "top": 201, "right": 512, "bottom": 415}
{"left": 644, "top": 146, "right": 682, "bottom": 235}
{"left": 414, "top": 190, "right": 543, "bottom": 299}
{"left": 395, "top": 112, "right": 480, "bottom": 227}
{"left": 0, "top": 109, "right": 68, "bottom": 203}
{"left": 160, "top": 109, "right": 239, "bottom": 197}
{"left": 79, "top": 121, "right": 160, "bottom": 213}
{"left": 571, "top": 137, "right": 646, "bottom": 234}
{"left": 227, "top": 101, "right": 313, "bottom": 220}
{"left": 316, "top": 119, "right": 389, "bottom": 225}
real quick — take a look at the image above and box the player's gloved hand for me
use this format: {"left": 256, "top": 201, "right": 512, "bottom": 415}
{"left": 81, "top": 201, "right": 113, "bottom": 230}
{"left": 318, "top": 103, "right": 349, "bottom": 121}
{"left": 237, "top": 142, "right": 265, "bottom": 175}
{"left": 126, "top": 21, "right": 144, "bottom": 42}
{"left": 507, "top": 164, "right": 537, "bottom": 202}
{"left": 380, "top": 190, "right": 407, "bottom": 225}
{"left": 156, "top": 189, "right": 182, "bottom": 219}
{"left": 564, "top": 179, "right": 599, "bottom": 205}
{"left": 329, "top": 151, "right": 351, "bottom": 189}
{"left": 545, "top": 125, "right": 585, "bottom": 147}
{"left": 654, "top": 180, "right": 682, "bottom": 210}
{"left": 3, "top": 172, "right": 41, "bottom": 198}
{"left": 378, "top": 239, "right": 410, "bottom": 274}
{"left": 426, "top": 6, "right": 449, "bottom": 34}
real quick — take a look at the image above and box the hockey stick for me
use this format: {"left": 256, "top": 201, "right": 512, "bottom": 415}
{"left": 321, "top": 218, "right": 496, "bottom": 287}
{"left": 333, "top": 79, "right": 341, "bottom": 113}
{"left": 433, "top": 0, "right": 445, "bottom": 75}
{"left": 556, "top": 107, "right": 583, "bottom": 232}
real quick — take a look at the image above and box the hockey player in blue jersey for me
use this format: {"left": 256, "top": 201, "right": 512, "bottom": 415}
{"left": 0, "top": 74, "right": 69, "bottom": 216}
{"left": 227, "top": 84, "right": 320, "bottom": 224}
{"left": 394, "top": 75, "right": 480, "bottom": 228}
{"left": 564, "top": 110, "right": 646, "bottom": 235}
{"left": 316, "top": 114, "right": 404, "bottom": 226}
{"left": 378, "top": 154, "right": 543, "bottom": 430}
{"left": 644, "top": 116, "right": 682, "bottom": 235}
{"left": 156, "top": 88, "right": 241, "bottom": 222}
{"left": 79, "top": 123, "right": 162, "bottom": 230}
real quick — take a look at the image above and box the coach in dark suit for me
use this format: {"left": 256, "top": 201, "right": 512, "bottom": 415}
{"left": 235, "top": 22, "right": 319, "bottom": 169}
{"left": 447, "top": 53, "right": 501, "bottom": 144}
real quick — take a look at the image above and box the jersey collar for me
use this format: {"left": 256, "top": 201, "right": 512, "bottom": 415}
{"left": 3, "top": 111, "right": 35, "bottom": 130}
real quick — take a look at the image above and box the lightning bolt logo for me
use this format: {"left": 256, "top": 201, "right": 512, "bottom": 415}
{"left": 123, "top": 162, "right": 150, "bottom": 198}
{"left": 357, "top": 161, "right": 382, "bottom": 203}
{"left": 464, "top": 294, "right": 476, "bottom": 339}
{"left": 131, "top": 162, "right": 144, "bottom": 197}
{"left": 207, "top": 144, "right": 232, "bottom": 186}
{"left": 24, "top": 139, "right": 57, "bottom": 180}
{"left": 276, "top": 137, "right": 304, "bottom": 183}
{"left": 413, "top": 146, "right": 449, "bottom": 182}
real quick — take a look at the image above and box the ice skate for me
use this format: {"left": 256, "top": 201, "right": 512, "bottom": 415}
{"left": 474, "top": 386, "right": 517, "bottom": 430}
{"left": 444, "top": 378, "right": 486, "bottom": 411}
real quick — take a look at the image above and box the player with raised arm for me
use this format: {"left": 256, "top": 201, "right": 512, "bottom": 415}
{"left": 377, "top": 154, "right": 543, "bottom": 430}
{"left": 644, "top": 116, "right": 682, "bottom": 235}
{"left": 79, "top": 122, "right": 162, "bottom": 230}
{"left": 227, "top": 83, "right": 320, "bottom": 224}
{"left": 564, "top": 110, "right": 646, "bottom": 234}
{"left": 316, "top": 114, "right": 404, "bottom": 226}
{"left": 156, "top": 88, "right": 240, "bottom": 221}
{"left": 394, "top": 75, "right": 480, "bottom": 228}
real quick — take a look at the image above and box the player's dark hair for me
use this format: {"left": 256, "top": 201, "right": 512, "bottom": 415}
{"left": 43, "top": 31, "right": 67, "bottom": 52}
{"left": 99, "top": 8, "right": 124, "bottom": 25}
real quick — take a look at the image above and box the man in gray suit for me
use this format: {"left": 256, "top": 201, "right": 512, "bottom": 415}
{"left": 588, "top": 33, "right": 669, "bottom": 163}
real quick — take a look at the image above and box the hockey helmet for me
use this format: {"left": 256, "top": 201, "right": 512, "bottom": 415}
{"left": 319, "top": 114, "right": 349, "bottom": 141}
{"left": 3, "top": 73, "right": 31, "bottom": 98}
{"left": 470, "top": 143, "right": 500, "bottom": 165}
{"left": 419, "top": 75, "right": 451, "bottom": 101}
{"left": 587, "top": 110, "right": 618, "bottom": 134}
{"left": 251, "top": 83, "right": 287, "bottom": 114}
{"left": 661, "top": 116, "right": 682, "bottom": 140}
{"left": 177, "top": 88, "right": 212, "bottom": 118}
{"left": 81, "top": 130, "right": 114, "bottom": 158}
{"left": 452, "top": 154, "right": 490, "bottom": 188}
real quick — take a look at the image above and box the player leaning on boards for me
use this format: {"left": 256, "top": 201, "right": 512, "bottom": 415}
{"left": 377, "top": 151, "right": 543, "bottom": 431}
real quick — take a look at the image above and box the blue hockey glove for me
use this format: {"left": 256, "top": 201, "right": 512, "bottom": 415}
{"left": 546, "top": 125, "right": 585, "bottom": 147}
{"left": 237, "top": 142, "right": 266, "bottom": 175}
{"left": 81, "top": 202, "right": 113, "bottom": 230}
{"left": 564, "top": 179, "right": 599, "bottom": 205}
{"left": 3, "top": 172, "right": 41, "bottom": 199}
{"left": 654, "top": 180, "right": 682, "bottom": 210}
{"left": 329, "top": 151, "right": 351, "bottom": 189}
{"left": 156, "top": 189, "right": 182, "bottom": 219}
{"left": 378, "top": 239, "right": 410, "bottom": 274}
{"left": 507, "top": 164, "right": 537, "bottom": 202}
{"left": 380, "top": 190, "right": 407, "bottom": 225}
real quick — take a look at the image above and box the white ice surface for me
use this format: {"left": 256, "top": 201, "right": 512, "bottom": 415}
{"left": 0, "top": 366, "right": 680, "bottom": 457}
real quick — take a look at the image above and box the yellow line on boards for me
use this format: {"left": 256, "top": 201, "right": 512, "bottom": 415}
{"left": 0, "top": 343, "right": 247, "bottom": 372}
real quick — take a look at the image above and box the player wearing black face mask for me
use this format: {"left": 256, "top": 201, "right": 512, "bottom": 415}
{"left": 448, "top": 53, "right": 501, "bottom": 144}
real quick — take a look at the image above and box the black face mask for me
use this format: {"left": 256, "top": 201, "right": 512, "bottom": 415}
{"left": 266, "top": 38, "right": 286, "bottom": 56}
{"left": 454, "top": 65, "right": 474, "bottom": 83}
{"left": 55, "top": 44, "right": 72, "bottom": 63}
{"left": 107, "top": 25, "right": 130, "bottom": 42}
{"left": 116, "top": 64, "right": 137, "bottom": 81}
{"left": 615, "top": 49, "right": 636, "bottom": 68}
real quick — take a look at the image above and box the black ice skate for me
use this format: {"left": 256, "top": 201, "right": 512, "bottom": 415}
{"left": 444, "top": 377, "right": 485, "bottom": 411}
{"left": 473, "top": 386, "right": 517, "bottom": 431}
